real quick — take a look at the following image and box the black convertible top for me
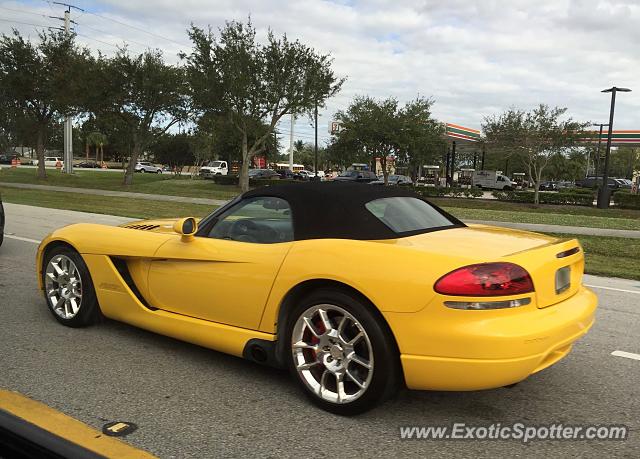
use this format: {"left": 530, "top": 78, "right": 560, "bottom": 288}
{"left": 236, "top": 181, "right": 463, "bottom": 240}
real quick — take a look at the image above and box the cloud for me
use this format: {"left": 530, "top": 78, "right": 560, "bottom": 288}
{"left": 3, "top": 0, "right": 639, "bottom": 146}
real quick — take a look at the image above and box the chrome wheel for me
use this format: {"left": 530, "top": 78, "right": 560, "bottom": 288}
{"left": 45, "top": 254, "right": 83, "bottom": 320}
{"left": 291, "top": 304, "right": 374, "bottom": 404}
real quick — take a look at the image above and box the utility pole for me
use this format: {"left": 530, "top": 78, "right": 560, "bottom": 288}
{"left": 52, "top": 2, "right": 83, "bottom": 174}
{"left": 289, "top": 114, "right": 295, "bottom": 171}
{"left": 598, "top": 87, "right": 631, "bottom": 209}
{"left": 314, "top": 101, "right": 318, "bottom": 178}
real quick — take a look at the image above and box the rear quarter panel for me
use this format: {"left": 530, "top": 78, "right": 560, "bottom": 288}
{"left": 258, "top": 237, "right": 482, "bottom": 332}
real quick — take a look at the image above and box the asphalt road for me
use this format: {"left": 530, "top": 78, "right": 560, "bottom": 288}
{"left": 1, "top": 204, "right": 639, "bottom": 458}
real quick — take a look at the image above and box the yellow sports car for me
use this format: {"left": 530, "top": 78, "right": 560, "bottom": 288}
{"left": 36, "top": 182, "right": 597, "bottom": 415}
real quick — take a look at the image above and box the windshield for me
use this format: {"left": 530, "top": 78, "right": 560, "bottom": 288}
{"left": 365, "top": 197, "right": 456, "bottom": 234}
{"left": 339, "top": 171, "right": 358, "bottom": 177}
{"left": 208, "top": 161, "right": 223, "bottom": 167}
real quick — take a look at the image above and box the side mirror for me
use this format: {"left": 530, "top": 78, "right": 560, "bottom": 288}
{"left": 173, "top": 217, "right": 198, "bottom": 240}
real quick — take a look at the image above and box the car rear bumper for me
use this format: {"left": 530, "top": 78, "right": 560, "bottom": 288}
{"left": 390, "top": 285, "right": 597, "bottom": 391}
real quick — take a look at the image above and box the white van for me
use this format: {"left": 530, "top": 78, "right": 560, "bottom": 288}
{"left": 472, "top": 170, "right": 514, "bottom": 190}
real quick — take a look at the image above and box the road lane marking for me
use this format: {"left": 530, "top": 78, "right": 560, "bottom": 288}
{"left": 4, "top": 234, "right": 40, "bottom": 244}
{"left": 611, "top": 350, "right": 640, "bottom": 361}
{"left": 585, "top": 284, "right": 640, "bottom": 295}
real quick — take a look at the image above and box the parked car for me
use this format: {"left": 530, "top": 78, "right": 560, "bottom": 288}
{"left": 370, "top": 175, "right": 413, "bottom": 186}
{"left": 33, "top": 157, "right": 63, "bottom": 167}
{"left": 277, "top": 169, "right": 296, "bottom": 180}
{"left": 294, "top": 170, "right": 314, "bottom": 181}
{"left": 36, "top": 182, "right": 597, "bottom": 415}
{"left": 333, "top": 170, "right": 378, "bottom": 183}
{"left": 575, "top": 176, "right": 619, "bottom": 189}
{"left": 614, "top": 178, "right": 632, "bottom": 189}
{"left": 0, "top": 154, "right": 19, "bottom": 165}
{"left": 134, "top": 161, "right": 163, "bottom": 173}
{"left": 248, "top": 168, "right": 280, "bottom": 180}
{"left": 0, "top": 193, "right": 4, "bottom": 247}
{"left": 75, "top": 161, "right": 101, "bottom": 169}
{"left": 200, "top": 160, "right": 229, "bottom": 178}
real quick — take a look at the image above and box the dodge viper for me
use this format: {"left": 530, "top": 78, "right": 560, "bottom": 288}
{"left": 36, "top": 182, "right": 597, "bottom": 415}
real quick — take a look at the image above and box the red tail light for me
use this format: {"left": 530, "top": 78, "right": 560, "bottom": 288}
{"left": 434, "top": 262, "right": 534, "bottom": 297}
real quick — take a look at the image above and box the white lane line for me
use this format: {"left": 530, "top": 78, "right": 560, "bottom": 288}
{"left": 611, "top": 350, "right": 640, "bottom": 361}
{"left": 4, "top": 234, "right": 40, "bottom": 244}
{"left": 585, "top": 284, "right": 640, "bottom": 295}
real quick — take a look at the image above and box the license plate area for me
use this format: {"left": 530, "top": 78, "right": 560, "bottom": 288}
{"left": 555, "top": 266, "right": 571, "bottom": 294}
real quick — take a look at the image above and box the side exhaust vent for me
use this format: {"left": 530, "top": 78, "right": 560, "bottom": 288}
{"left": 109, "top": 257, "right": 156, "bottom": 310}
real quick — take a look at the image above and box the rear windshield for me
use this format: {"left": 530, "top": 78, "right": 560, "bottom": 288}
{"left": 365, "top": 197, "right": 456, "bottom": 234}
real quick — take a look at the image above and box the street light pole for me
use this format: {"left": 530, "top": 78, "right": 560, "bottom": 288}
{"left": 314, "top": 101, "right": 318, "bottom": 178}
{"left": 598, "top": 86, "right": 631, "bottom": 209}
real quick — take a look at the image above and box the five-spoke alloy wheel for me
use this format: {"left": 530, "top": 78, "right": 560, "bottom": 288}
{"left": 286, "top": 289, "right": 401, "bottom": 415}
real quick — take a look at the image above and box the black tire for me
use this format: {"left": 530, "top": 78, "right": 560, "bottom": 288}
{"left": 284, "top": 289, "right": 401, "bottom": 415}
{"left": 42, "top": 247, "right": 101, "bottom": 328}
{"left": 140, "top": 169, "right": 145, "bottom": 173}
{"left": 157, "top": 169, "right": 162, "bottom": 174}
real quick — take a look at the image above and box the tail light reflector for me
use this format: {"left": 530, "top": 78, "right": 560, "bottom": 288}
{"left": 435, "top": 262, "right": 534, "bottom": 297}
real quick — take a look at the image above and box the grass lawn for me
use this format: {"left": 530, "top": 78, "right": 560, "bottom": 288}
{"left": 544, "top": 233, "right": 640, "bottom": 281}
{"left": 433, "top": 197, "right": 640, "bottom": 231}
{"left": 0, "top": 167, "right": 241, "bottom": 201}
{"left": 0, "top": 186, "right": 215, "bottom": 220}
{"left": 443, "top": 206, "right": 640, "bottom": 231}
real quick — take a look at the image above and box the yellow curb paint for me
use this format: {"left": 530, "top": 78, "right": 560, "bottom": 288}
{"left": 0, "top": 389, "right": 156, "bottom": 458}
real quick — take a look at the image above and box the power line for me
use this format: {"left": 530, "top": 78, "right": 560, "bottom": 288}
{"left": 75, "top": 32, "right": 119, "bottom": 49}
{"left": 84, "top": 9, "right": 188, "bottom": 48}
{"left": 75, "top": 21, "right": 153, "bottom": 49}
{"left": 0, "top": 17, "right": 53, "bottom": 29}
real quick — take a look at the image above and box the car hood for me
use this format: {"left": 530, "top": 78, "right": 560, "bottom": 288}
{"left": 119, "top": 218, "right": 202, "bottom": 234}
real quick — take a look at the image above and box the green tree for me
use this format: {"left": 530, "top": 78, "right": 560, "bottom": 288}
{"left": 150, "top": 133, "right": 195, "bottom": 174}
{"left": 483, "top": 105, "right": 589, "bottom": 204}
{"left": 183, "top": 19, "right": 343, "bottom": 191}
{"left": 0, "top": 29, "right": 90, "bottom": 177}
{"left": 398, "top": 97, "right": 446, "bottom": 179}
{"left": 334, "top": 96, "right": 402, "bottom": 184}
{"left": 91, "top": 48, "right": 189, "bottom": 185}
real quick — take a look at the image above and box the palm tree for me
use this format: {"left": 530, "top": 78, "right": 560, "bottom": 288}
{"left": 87, "top": 131, "right": 107, "bottom": 166}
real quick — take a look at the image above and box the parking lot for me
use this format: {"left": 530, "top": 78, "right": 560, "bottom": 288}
{"left": 0, "top": 204, "right": 638, "bottom": 457}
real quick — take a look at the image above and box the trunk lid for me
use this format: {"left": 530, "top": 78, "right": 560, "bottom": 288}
{"left": 398, "top": 224, "right": 583, "bottom": 308}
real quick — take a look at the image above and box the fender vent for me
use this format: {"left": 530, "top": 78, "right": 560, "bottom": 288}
{"left": 123, "top": 224, "right": 160, "bottom": 231}
{"left": 109, "top": 257, "right": 156, "bottom": 310}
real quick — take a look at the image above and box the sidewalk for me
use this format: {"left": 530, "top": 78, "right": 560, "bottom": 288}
{"left": 0, "top": 181, "right": 228, "bottom": 206}
{"left": 2, "top": 181, "right": 639, "bottom": 239}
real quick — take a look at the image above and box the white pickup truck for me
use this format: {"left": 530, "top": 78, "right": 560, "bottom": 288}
{"left": 472, "top": 170, "right": 515, "bottom": 190}
{"left": 200, "top": 160, "right": 229, "bottom": 178}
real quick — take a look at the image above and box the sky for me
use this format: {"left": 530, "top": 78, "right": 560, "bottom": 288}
{"left": 2, "top": 0, "right": 640, "bottom": 148}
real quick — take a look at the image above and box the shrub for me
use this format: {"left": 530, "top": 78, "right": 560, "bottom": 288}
{"left": 415, "top": 187, "right": 483, "bottom": 199}
{"left": 614, "top": 192, "right": 640, "bottom": 209}
{"left": 212, "top": 174, "right": 239, "bottom": 185}
{"left": 492, "top": 190, "right": 595, "bottom": 206}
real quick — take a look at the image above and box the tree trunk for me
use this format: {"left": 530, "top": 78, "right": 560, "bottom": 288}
{"left": 381, "top": 155, "right": 389, "bottom": 185}
{"left": 85, "top": 139, "right": 89, "bottom": 161}
{"left": 36, "top": 125, "right": 46, "bottom": 179}
{"left": 239, "top": 132, "right": 250, "bottom": 193}
{"left": 123, "top": 138, "right": 142, "bottom": 185}
{"left": 100, "top": 144, "right": 104, "bottom": 165}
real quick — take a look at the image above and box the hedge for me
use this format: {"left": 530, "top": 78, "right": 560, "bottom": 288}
{"left": 492, "top": 190, "right": 595, "bottom": 206}
{"left": 613, "top": 192, "right": 640, "bottom": 209}
{"left": 415, "top": 187, "right": 484, "bottom": 199}
{"left": 211, "top": 175, "right": 300, "bottom": 187}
